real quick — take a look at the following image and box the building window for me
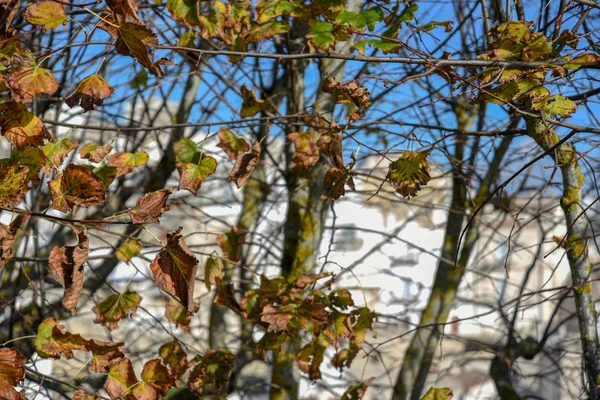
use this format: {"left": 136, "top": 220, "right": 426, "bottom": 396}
{"left": 335, "top": 227, "right": 364, "bottom": 252}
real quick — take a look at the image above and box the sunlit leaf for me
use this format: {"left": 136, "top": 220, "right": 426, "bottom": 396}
{"left": 0, "top": 102, "right": 51, "bottom": 148}
{"left": 132, "top": 359, "right": 175, "bottom": 400}
{"left": 49, "top": 164, "right": 106, "bottom": 212}
{"left": 105, "top": 357, "right": 138, "bottom": 400}
{"left": 308, "top": 22, "right": 335, "bottom": 50}
{"left": 117, "top": 239, "right": 142, "bottom": 263}
{"left": 166, "top": 0, "right": 200, "bottom": 26}
{"left": 129, "top": 188, "right": 172, "bottom": 224}
{"left": 159, "top": 339, "right": 190, "bottom": 378}
{"left": 0, "top": 347, "right": 26, "bottom": 400}
{"left": 287, "top": 132, "right": 319, "bottom": 173}
{"left": 79, "top": 142, "right": 113, "bottom": 163}
{"left": 388, "top": 150, "right": 432, "bottom": 199}
{"left": 106, "top": 151, "right": 149, "bottom": 176}
{"left": 165, "top": 297, "right": 197, "bottom": 331}
{"left": 420, "top": 387, "right": 453, "bottom": 400}
{"left": 0, "top": 163, "right": 30, "bottom": 208}
{"left": 217, "top": 128, "right": 249, "bottom": 161}
{"left": 176, "top": 155, "right": 217, "bottom": 194}
{"left": 24, "top": 1, "right": 67, "bottom": 30}
{"left": 6, "top": 53, "right": 58, "bottom": 103}
{"left": 65, "top": 74, "right": 114, "bottom": 111}
{"left": 93, "top": 291, "right": 142, "bottom": 331}
{"left": 34, "top": 317, "right": 89, "bottom": 359}
{"left": 42, "top": 137, "right": 79, "bottom": 171}
{"left": 87, "top": 339, "right": 125, "bottom": 373}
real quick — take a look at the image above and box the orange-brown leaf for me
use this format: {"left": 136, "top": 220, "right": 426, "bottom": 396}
{"left": 0, "top": 212, "right": 29, "bottom": 268}
{"left": 287, "top": 132, "right": 320, "bottom": 173}
{"left": 23, "top": 1, "right": 67, "bottom": 30}
{"left": 0, "top": 102, "right": 51, "bottom": 148}
{"left": 104, "top": 357, "right": 138, "bottom": 400}
{"left": 34, "top": 317, "right": 89, "bottom": 359}
{"left": 132, "top": 359, "right": 175, "bottom": 400}
{"left": 49, "top": 164, "right": 106, "bottom": 213}
{"left": 188, "top": 349, "right": 234, "bottom": 396}
{"left": 129, "top": 188, "right": 171, "bottom": 224}
{"left": 73, "top": 389, "right": 100, "bottom": 400}
{"left": 6, "top": 53, "right": 58, "bottom": 103}
{"left": 87, "top": 339, "right": 125, "bottom": 373}
{"left": 228, "top": 142, "right": 261, "bottom": 188}
{"left": 164, "top": 297, "right": 197, "bottom": 332}
{"left": 66, "top": 74, "right": 114, "bottom": 111}
{"left": 150, "top": 227, "right": 199, "bottom": 312}
{"left": 106, "top": 151, "right": 149, "bottom": 177}
{"left": 79, "top": 142, "right": 113, "bottom": 163}
{"left": 176, "top": 155, "right": 217, "bottom": 195}
{"left": 0, "top": 347, "right": 27, "bottom": 400}
{"left": 159, "top": 340, "right": 190, "bottom": 378}
{"left": 217, "top": 128, "right": 249, "bottom": 161}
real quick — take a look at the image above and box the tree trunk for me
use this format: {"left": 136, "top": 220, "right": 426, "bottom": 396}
{"left": 526, "top": 117, "right": 600, "bottom": 399}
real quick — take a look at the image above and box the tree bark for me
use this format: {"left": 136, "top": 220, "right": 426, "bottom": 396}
{"left": 526, "top": 117, "right": 600, "bottom": 399}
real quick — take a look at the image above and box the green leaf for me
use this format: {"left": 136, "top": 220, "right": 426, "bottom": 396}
{"left": 93, "top": 291, "right": 142, "bottom": 331}
{"left": 354, "top": 39, "right": 401, "bottom": 55}
{"left": 204, "top": 255, "right": 225, "bottom": 290}
{"left": 117, "top": 239, "right": 142, "bottom": 263}
{"left": 176, "top": 155, "right": 218, "bottom": 195}
{"left": 166, "top": 0, "right": 200, "bottom": 26}
{"left": 34, "top": 317, "right": 89, "bottom": 359}
{"left": 564, "top": 53, "right": 600, "bottom": 71}
{"left": 417, "top": 21, "right": 453, "bottom": 33}
{"left": 361, "top": 8, "right": 384, "bottom": 31}
{"left": 0, "top": 163, "right": 30, "bottom": 208}
{"left": 106, "top": 151, "right": 149, "bottom": 176}
{"left": 388, "top": 150, "right": 432, "bottom": 199}
{"left": 383, "top": 3, "right": 418, "bottom": 37}
{"left": 240, "top": 84, "right": 271, "bottom": 117}
{"left": 341, "top": 378, "right": 374, "bottom": 400}
{"left": 42, "top": 137, "right": 79, "bottom": 171}
{"left": 420, "top": 387, "right": 453, "bottom": 400}
{"left": 173, "top": 138, "right": 199, "bottom": 164}
{"left": 308, "top": 22, "right": 335, "bottom": 50}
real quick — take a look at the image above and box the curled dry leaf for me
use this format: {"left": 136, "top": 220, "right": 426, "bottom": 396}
{"left": 0, "top": 212, "right": 29, "bottom": 268}
{"left": 105, "top": 357, "right": 138, "bottom": 400}
{"left": 0, "top": 347, "right": 27, "bottom": 400}
{"left": 87, "top": 339, "right": 125, "bottom": 373}
{"left": 23, "top": 1, "right": 67, "bottom": 30}
{"left": 48, "top": 226, "right": 89, "bottom": 314}
{"left": 66, "top": 74, "right": 115, "bottom": 111}
{"left": 296, "top": 334, "right": 328, "bottom": 380}
{"left": 132, "top": 359, "right": 175, "bottom": 400}
{"left": 6, "top": 53, "right": 58, "bottom": 103}
{"left": 321, "top": 166, "right": 353, "bottom": 200}
{"left": 288, "top": 131, "right": 320, "bottom": 173}
{"left": 387, "top": 149, "right": 432, "bottom": 199}
{"left": 106, "top": 151, "right": 149, "bottom": 177}
{"left": 321, "top": 77, "right": 371, "bottom": 122}
{"left": 0, "top": 102, "right": 51, "bottom": 149}
{"left": 129, "top": 188, "right": 171, "bottom": 224}
{"left": 93, "top": 290, "right": 142, "bottom": 331}
{"left": 49, "top": 164, "right": 107, "bottom": 213}
{"left": 99, "top": 17, "right": 165, "bottom": 77}
{"left": 150, "top": 227, "right": 199, "bottom": 312}
{"left": 34, "top": 317, "right": 89, "bottom": 359}
{"left": 164, "top": 297, "right": 198, "bottom": 332}
{"left": 79, "top": 142, "right": 113, "bottom": 163}
{"left": 159, "top": 339, "right": 190, "bottom": 378}
{"left": 228, "top": 142, "right": 261, "bottom": 188}
{"left": 217, "top": 127, "right": 249, "bottom": 161}
{"left": 261, "top": 304, "right": 295, "bottom": 333}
